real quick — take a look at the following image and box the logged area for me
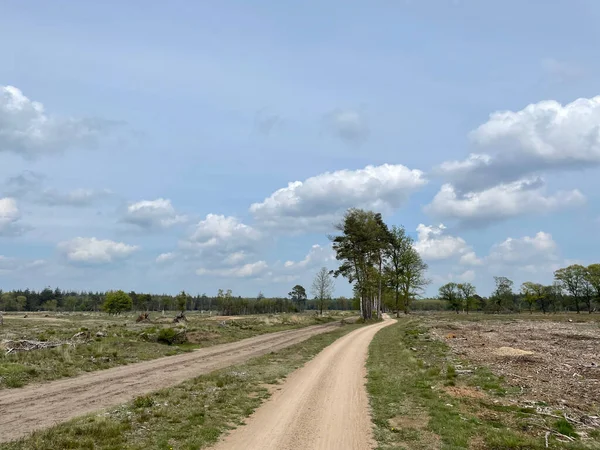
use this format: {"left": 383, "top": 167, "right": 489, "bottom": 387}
{"left": 432, "top": 314, "right": 600, "bottom": 416}
{"left": 3, "top": 322, "right": 363, "bottom": 450}
{"left": 0, "top": 311, "right": 349, "bottom": 389}
{"left": 368, "top": 314, "right": 600, "bottom": 450}
{"left": 0, "top": 316, "right": 351, "bottom": 444}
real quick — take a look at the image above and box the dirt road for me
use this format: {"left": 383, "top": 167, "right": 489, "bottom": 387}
{"left": 212, "top": 317, "right": 394, "bottom": 450}
{"left": 0, "top": 321, "right": 346, "bottom": 443}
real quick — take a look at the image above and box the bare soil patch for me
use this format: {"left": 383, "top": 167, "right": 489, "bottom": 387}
{"left": 431, "top": 317, "right": 600, "bottom": 415}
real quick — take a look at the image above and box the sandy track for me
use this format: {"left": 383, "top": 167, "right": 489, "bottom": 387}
{"left": 212, "top": 317, "right": 394, "bottom": 450}
{"left": 0, "top": 321, "right": 346, "bottom": 443}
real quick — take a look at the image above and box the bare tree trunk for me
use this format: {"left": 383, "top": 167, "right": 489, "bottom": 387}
{"left": 377, "top": 258, "right": 382, "bottom": 320}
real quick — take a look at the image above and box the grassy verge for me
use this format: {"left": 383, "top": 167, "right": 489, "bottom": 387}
{"left": 0, "top": 312, "right": 349, "bottom": 389}
{"left": 4, "top": 322, "right": 362, "bottom": 449}
{"left": 367, "top": 319, "right": 598, "bottom": 449}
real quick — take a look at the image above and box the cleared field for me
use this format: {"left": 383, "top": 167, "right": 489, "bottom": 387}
{"left": 0, "top": 311, "right": 353, "bottom": 389}
{"left": 368, "top": 313, "right": 600, "bottom": 449}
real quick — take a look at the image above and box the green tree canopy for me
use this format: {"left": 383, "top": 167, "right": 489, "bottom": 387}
{"left": 103, "top": 290, "right": 133, "bottom": 315}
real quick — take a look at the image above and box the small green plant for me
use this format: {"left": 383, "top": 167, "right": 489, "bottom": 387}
{"left": 446, "top": 364, "right": 457, "bottom": 380}
{"left": 133, "top": 395, "right": 155, "bottom": 408}
{"left": 554, "top": 418, "right": 577, "bottom": 438}
{"left": 157, "top": 328, "right": 178, "bottom": 345}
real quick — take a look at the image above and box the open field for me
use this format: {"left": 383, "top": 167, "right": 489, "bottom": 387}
{"left": 0, "top": 311, "right": 354, "bottom": 389}
{"left": 2, "top": 321, "right": 364, "bottom": 450}
{"left": 368, "top": 313, "right": 600, "bottom": 449}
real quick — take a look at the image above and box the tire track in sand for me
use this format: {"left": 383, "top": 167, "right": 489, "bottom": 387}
{"left": 211, "top": 317, "right": 394, "bottom": 450}
{"left": 0, "top": 321, "right": 347, "bottom": 443}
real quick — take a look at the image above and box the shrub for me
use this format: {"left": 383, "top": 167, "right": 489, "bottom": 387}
{"left": 157, "top": 327, "right": 186, "bottom": 345}
{"left": 157, "top": 328, "right": 178, "bottom": 345}
{"left": 133, "top": 395, "right": 154, "bottom": 408}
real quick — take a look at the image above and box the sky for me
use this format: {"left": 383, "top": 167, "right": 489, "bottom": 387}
{"left": 1, "top": 0, "right": 599, "bottom": 298}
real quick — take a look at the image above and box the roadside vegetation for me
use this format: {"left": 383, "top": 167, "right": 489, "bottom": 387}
{"left": 0, "top": 311, "right": 351, "bottom": 389}
{"left": 4, "top": 322, "right": 362, "bottom": 450}
{"left": 368, "top": 318, "right": 600, "bottom": 449}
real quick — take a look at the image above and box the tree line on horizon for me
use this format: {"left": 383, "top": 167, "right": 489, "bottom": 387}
{"left": 0, "top": 285, "right": 353, "bottom": 315}
{"left": 437, "top": 264, "right": 600, "bottom": 314}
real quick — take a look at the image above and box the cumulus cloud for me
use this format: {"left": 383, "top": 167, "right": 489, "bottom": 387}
{"left": 185, "top": 214, "right": 261, "bottom": 249}
{"left": 58, "top": 237, "right": 138, "bottom": 264}
{"left": 123, "top": 198, "right": 187, "bottom": 229}
{"left": 488, "top": 231, "right": 558, "bottom": 265}
{"left": 0, "top": 197, "right": 24, "bottom": 236}
{"left": 156, "top": 252, "right": 176, "bottom": 264}
{"left": 324, "top": 108, "right": 369, "bottom": 144}
{"left": 438, "top": 96, "right": 600, "bottom": 192}
{"left": 414, "top": 224, "right": 474, "bottom": 262}
{"left": 196, "top": 260, "right": 268, "bottom": 278}
{"left": 250, "top": 164, "right": 426, "bottom": 231}
{"left": 0, "top": 85, "right": 116, "bottom": 157}
{"left": 283, "top": 244, "right": 335, "bottom": 269}
{"left": 181, "top": 214, "right": 263, "bottom": 274}
{"left": 425, "top": 179, "right": 584, "bottom": 226}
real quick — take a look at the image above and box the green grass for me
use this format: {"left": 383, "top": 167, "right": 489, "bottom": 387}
{"left": 366, "top": 319, "right": 598, "bottom": 450}
{"left": 0, "top": 311, "right": 352, "bottom": 389}
{"left": 3, "top": 322, "right": 362, "bottom": 449}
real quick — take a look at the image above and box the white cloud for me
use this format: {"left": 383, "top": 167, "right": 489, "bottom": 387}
{"left": 224, "top": 251, "right": 248, "bottom": 265}
{"left": 250, "top": 164, "right": 426, "bottom": 232}
{"left": 425, "top": 179, "right": 584, "bottom": 226}
{"left": 0, "top": 85, "right": 115, "bottom": 157}
{"left": 283, "top": 244, "right": 335, "bottom": 269}
{"left": 0, "top": 197, "right": 23, "bottom": 236}
{"left": 123, "top": 198, "right": 187, "bottom": 229}
{"left": 182, "top": 214, "right": 263, "bottom": 274}
{"left": 196, "top": 260, "right": 268, "bottom": 278}
{"left": 185, "top": 214, "right": 261, "bottom": 249}
{"left": 439, "top": 95, "right": 600, "bottom": 192}
{"left": 487, "top": 231, "right": 558, "bottom": 264}
{"left": 156, "top": 252, "right": 176, "bottom": 264}
{"left": 459, "top": 251, "right": 482, "bottom": 266}
{"left": 58, "top": 237, "right": 139, "bottom": 264}
{"left": 414, "top": 224, "right": 471, "bottom": 261}
{"left": 324, "top": 108, "right": 369, "bottom": 144}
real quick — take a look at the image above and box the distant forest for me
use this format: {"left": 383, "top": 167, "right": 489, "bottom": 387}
{"left": 0, "top": 287, "right": 355, "bottom": 314}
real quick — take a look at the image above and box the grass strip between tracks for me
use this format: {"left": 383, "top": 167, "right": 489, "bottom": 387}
{"left": 366, "top": 318, "right": 598, "bottom": 450}
{"left": 4, "top": 323, "right": 362, "bottom": 450}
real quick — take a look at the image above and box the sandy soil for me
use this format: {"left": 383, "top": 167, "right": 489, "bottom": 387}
{"left": 431, "top": 318, "right": 600, "bottom": 414}
{"left": 0, "top": 321, "right": 345, "bottom": 443}
{"left": 211, "top": 317, "right": 394, "bottom": 450}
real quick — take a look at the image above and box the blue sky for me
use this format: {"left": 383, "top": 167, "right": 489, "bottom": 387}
{"left": 1, "top": 0, "right": 599, "bottom": 298}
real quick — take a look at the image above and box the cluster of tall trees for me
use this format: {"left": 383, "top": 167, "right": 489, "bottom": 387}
{"left": 330, "top": 208, "right": 429, "bottom": 320}
{"left": 438, "top": 263, "right": 600, "bottom": 314}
